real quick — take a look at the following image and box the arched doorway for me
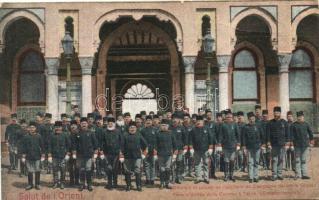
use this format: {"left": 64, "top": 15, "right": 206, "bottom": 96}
{"left": 97, "top": 18, "right": 181, "bottom": 114}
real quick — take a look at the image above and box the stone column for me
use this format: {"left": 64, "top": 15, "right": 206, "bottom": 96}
{"left": 217, "top": 55, "right": 231, "bottom": 111}
{"left": 183, "top": 56, "right": 196, "bottom": 114}
{"left": 278, "top": 54, "right": 292, "bottom": 118}
{"left": 79, "top": 57, "right": 94, "bottom": 117}
{"left": 45, "top": 58, "right": 59, "bottom": 121}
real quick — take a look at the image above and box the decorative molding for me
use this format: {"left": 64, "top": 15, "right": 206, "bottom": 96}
{"left": 217, "top": 55, "right": 231, "bottom": 72}
{"left": 45, "top": 58, "right": 59, "bottom": 75}
{"left": 79, "top": 57, "right": 94, "bottom": 75}
{"left": 230, "top": 6, "right": 277, "bottom": 22}
{"left": 0, "top": 8, "right": 45, "bottom": 23}
{"left": 291, "top": 5, "right": 315, "bottom": 21}
{"left": 278, "top": 54, "right": 292, "bottom": 73}
{"left": 182, "top": 56, "right": 196, "bottom": 73}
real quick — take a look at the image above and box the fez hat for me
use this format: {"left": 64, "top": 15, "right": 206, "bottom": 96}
{"left": 255, "top": 105, "right": 261, "bottom": 109}
{"left": 36, "top": 112, "right": 44, "bottom": 117}
{"left": 224, "top": 109, "right": 232, "bottom": 115}
{"left": 273, "top": 106, "right": 281, "bottom": 112}
{"left": 128, "top": 121, "right": 137, "bottom": 127}
{"left": 11, "top": 113, "right": 17, "bottom": 118}
{"left": 54, "top": 121, "right": 63, "bottom": 127}
{"left": 287, "top": 111, "right": 293, "bottom": 116}
{"left": 160, "top": 119, "right": 170, "bottom": 125}
{"left": 20, "top": 119, "right": 26, "bottom": 124}
{"left": 184, "top": 113, "right": 190, "bottom": 118}
{"left": 103, "top": 117, "right": 108, "bottom": 122}
{"left": 29, "top": 121, "right": 37, "bottom": 127}
{"left": 216, "top": 112, "right": 222, "bottom": 117}
{"left": 61, "top": 113, "right": 67, "bottom": 118}
{"left": 153, "top": 114, "right": 159, "bottom": 119}
{"left": 80, "top": 117, "right": 88, "bottom": 122}
{"left": 247, "top": 112, "right": 255, "bottom": 118}
{"left": 145, "top": 115, "right": 153, "bottom": 120}
{"left": 95, "top": 115, "right": 102, "bottom": 120}
{"left": 296, "top": 111, "right": 304, "bottom": 117}
{"left": 196, "top": 115, "right": 204, "bottom": 121}
{"left": 237, "top": 111, "right": 244, "bottom": 116}
{"left": 87, "top": 113, "right": 94, "bottom": 118}
{"left": 70, "top": 120, "right": 77, "bottom": 125}
{"left": 140, "top": 111, "right": 147, "bottom": 115}
{"left": 124, "top": 112, "right": 131, "bottom": 117}
{"left": 135, "top": 114, "right": 142, "bottom": 119}
{"left": 45, "top": 113, "right": 52, "bottom": 118}
{"left": 262, "top": 110, "right": 268, "bottom": 115}
{"left": 191, "top": 114, "right": 198, "bottom": 119}
{"left": 107, "top": 117, "right": 115, "bottom": 123}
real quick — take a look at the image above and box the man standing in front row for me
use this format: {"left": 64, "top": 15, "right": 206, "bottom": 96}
{"left": 291, "top": 111, "right": 314, "bottom": 180}
{"left": 189, "top": 115, "right": 214, "bottom": 184}
{"left": 22, "top": 121, "right": 44, "bottom": 190}
{"left": 266, "top": 106, "right": 290, "bottom": 181}
{"left": 242, "top": 112, "right": 265, "bottom": 183}
{"left": 121, "top": 121, "right": 148, "bottom": 192}
{"left": 72, "top": 117, "right": 98, "bottom": 192}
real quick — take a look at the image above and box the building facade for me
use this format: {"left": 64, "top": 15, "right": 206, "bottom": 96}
{"left": 0, "top": 0, "right": 318, "bottom": 134}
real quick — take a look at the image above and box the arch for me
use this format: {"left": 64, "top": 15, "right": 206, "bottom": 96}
{"left": 0, "top": 10, "right": 45, "bottom": 52}
{"left": 294, "top": 40, "right": 319, "bottom": 103}
{"left": 231, "top": 8, "right": 277, "bottom": 50}
{"left": 291, "top": 8, "right": 319, "bottom": 49}
{"left": 11, "top": 43, "right": 44, "bottom": 112}
{"left": 230, "top": 41, "right": 266, "bottom": 108}
{"left": 97, "top": 20, "right": 180, "bottom": 101}
{"left": 93, "top": 9, "right": 183, "bottom": 52}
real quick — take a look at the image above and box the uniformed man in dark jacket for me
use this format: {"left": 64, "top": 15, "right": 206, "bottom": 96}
{"left": 43, "top": 113, "right": 54, "bottom": 174}
{"left": 48, "top": 121, "right": 70, "bottom": 189}
{"left": 237, "top": 111, "right": 246, "bottom": 172}
{"left": 205, "top": 109, "right": 218, "bottom": 179}
{"left": 291, "top": 111, "right": 314, "bottom": 180}
{"left": 5, "top": 113, "right": 20, "bottom": 172}
{"left": 152, "top": 114, "right": 161, "bottom": 131}
{"left": 242, "top": 112, "right": 265, "bottom": 183}
{"left": 217, "top": 109, "right": 240, "bottom": 182}
{"left": 183, "top": 113, "right": 194, "bottom": 177}
{"left": 286, "top": 111, "right": 295, "bottom": 171}
{"left": 260, "top": 109, "right": 270, "bottom": 170}
{"left": 87, "top": 113, "right": 96, "bottom": 132}
{"left": 100, "top": 117, "right": 123, "bottom": 190}
{"left": 189, "top": 115, "right": 214, "bottom": 184}
{"left": 121, "top": 121, "right": 148, "bottom": 192}
{"left": 17, "top": 119, "right": 28, "bottom": 177}
{"left": 215, "top": 112, "right": 224, "bottom": 172}
{"left": 255, "top": 105, "right": 262, "bottom": 123}
{"left": 141, "top": 115, "right": 158, "bottom": 186}
{"left": 68, "top": 120, "right": 80, "bottom": 187}
{"left": 61, "top": 113, "right": 70, "bottom": 133}
{"left": 22, "top": 121, "right": 45, "bottom": 190}
{"left": 170, "top": 113, "right": 187, "bottom": 184}
{"left": 94, "top": 115, "right": 105, "bottom": 178}
{"left": 72, "top": 117, "right": 98, "bottom": 191}
{"left": 266, "top": 106, "right": 290, "bottom": 181}
{"left": 154, "top": 119, "right": 176, "bottom": 189}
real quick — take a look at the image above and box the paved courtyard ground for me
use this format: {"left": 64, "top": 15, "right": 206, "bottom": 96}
{"left": 2, "top": 148, "right": 319, "bottom": 200}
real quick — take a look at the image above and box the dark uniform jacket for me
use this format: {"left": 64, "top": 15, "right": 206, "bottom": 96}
{"left": 42, "top": 123, "right": 53, "bottom": 153}
{"left": 291, "top": 121, "right": 314, "bottom": 148}
{"left": 95, "top": 125, "right": 105, "bottom": 150}
{"left": 140, "top": 126, "right": 158, "bottom": 155}
{"left": 170, "top": 125, "right": 187, "bottom": 150}
{"left": 205, "top": 121, "right": 217, "bottom": 145}
{"left": 72, "top": 130, "right": 98, "bottom": 159}
{"left": 48, "top": 132, "right": 70, "bottom": 159}
{"left": 237, "top": 122, "right": 245, "bottom": 146}
{"left": 5, "top": 123, "right": 21, "bottom": 145}
{"left": 121, "top": 133, "right": 147, "bottom": 159}
{"left": 218, "top": 123, "right": 240, "bottom": 150}
{"left": 102, "top": 128, "right": 123, "bottom": 155}
{"left": 242, "top": 123, "right": 264, "bottom": 150}
{"left": 22, "top": 133, "right": 44, "bottom": 161}
{"left": 266, "top": 119, "right": 289, "bottom": 147}
{"left": 189, "top": 126, "right": 214, "bottom": 153}
{"left": 17, "top": 129, "right": 28, "bottom": 155}
{"left": 155, "top": 130, "right": 176, "bottom": 157}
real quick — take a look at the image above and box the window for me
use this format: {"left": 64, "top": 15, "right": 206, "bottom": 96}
{"left": 124, "top": 83, "right": 155, "bottom": 99}
{"left": 233, "top": 49, "right": 258, "bottom": 100}
{"left": 18, "top": 51, "right": 46, "bottom": 105}
{"left": 289, "top": 49, "right": 313, "bottom": 100}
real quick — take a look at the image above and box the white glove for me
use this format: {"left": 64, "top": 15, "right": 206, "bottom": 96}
{"left": 236, "top": 145, "right": 240, "bottom": 151}
{"left": 172, "top": 154, "right": 177, "bottom": 161}
{"left": 72, "top": 154, "right": 77, "bottom": 159}
{"left": 183, "top": 149, "right": 187, "bottom": 155}
{"left": 261, "top": 146, "right": 266, "bottom": 150}
{"left": 153, "top": 155, "right": 158, "bottom": 161}
{"left": 290, "top": 146, "right": 294, "bottom": 151}
{"left": 64, "top": 154, "right": 70, "bottom": 161}
{"left": 48, "top": 156, "right": 53, "bottom": 163}
{"left": 119, "top": 157, "right": 124, "bottom": 163}
{"left": 141, "top": 154, "right": 146, "bottom": 160}
{"left": 100, "top": 154, "right": 105, "bottom": 160}
{"left": 189, "top": 148, "right": 194, "bottom": 156}
{"left": 285, "top": 145, "right": 289, "bottom": 151}
{"left": 216, "top": 146, "right": 222, "bottom": 152}
{"left": 21, "top": 158, "right": 26, "bottom": 163}
{"left": 93, "top": 154, "right": 98, "bottom": 159}
{"left": 41, "top": 157, "right": 45, "bottom": 162}
{"left": 208, "top": 149, "right": 213, "bottom": 156}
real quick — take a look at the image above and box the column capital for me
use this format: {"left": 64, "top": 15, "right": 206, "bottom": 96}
{"left": 79, "top": 57, "right": 94, "bottom": 75}
{"left": 45, "top": 57, "right": 59, "bottom": 75}
{"left": 278, "top": 53, "right": 292, "bottom": 73}
{"left": 217, "top": 55, "right": 231, "bottom": 72}
{"left": 182, "top": 56, "right": 196, "bottom": 73}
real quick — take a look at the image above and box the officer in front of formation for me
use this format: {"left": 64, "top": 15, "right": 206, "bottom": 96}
{"left": 68, "top": 120, "right": 80, "bottom": 187}
{"left": 17, "top": 119, "right": 28, "bottom": 177}
{"left": 217, "top": 109, "right": 240, "bottom": 182}
{"left": 48, "top": 121, "right": 70, "bottom": 189}
{"left": 22, "top": 121, "right": 45, "bottom": 190}
{"left": 291, "top": 111, "right": 314, "bottom": 180}
{"left": 242, "top": 112, "right": 265, "bottom": 183}
{"left": 189, "top": 115, "right": 214, "bottom": 184}
{"left": 43, "top": 113, "right": 54, "bottom": 174}
{"left": 100, "top": 116, "right": 123, "bottom": 190}
{"left": 121, "top": 121, "right": 148, "bottom": 192}
{"left": 5, "top": 113, "right": 20, "bottom": 173}
{"left": 266, "top": 106, "right": 290, "bottom": 181}
{"left": 154, "top": 119, "right": 176, "bottom": 189}
{"left": 169, "top": 113, "right": 187, "bottom": 184}
{"left": 72, "top": 117, "right": 98, "bottom": 191}
{"left": 140, "top": 115, "right": 158, "bottom": 186}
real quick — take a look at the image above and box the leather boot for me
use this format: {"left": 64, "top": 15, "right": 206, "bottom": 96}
{"left": 125, "top": 174, "right": 131, "bottom": 191}
{"left": 136, "top": 173, "right": 142, "bottom": 192}
{"left": 86, "top": 171, "right": 93, "bottom": 191}
{"left": 35, "top": 172, "right": 41, "bottom": 190}
{"left": 165, "top": 171, "right": 172, "bottom": 189}
{"left": 224, "top": 162, "right": 229, "bottom": 182}
{"left": 25, "top": 173, "right": 33, "bottom": 190}
{"left": 229, "top": 161, "right": 236, "bottom": 182}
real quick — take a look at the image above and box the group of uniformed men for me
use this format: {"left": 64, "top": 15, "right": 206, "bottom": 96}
{"left": 4, "top": 104, "right": 315, "bottom": 192}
